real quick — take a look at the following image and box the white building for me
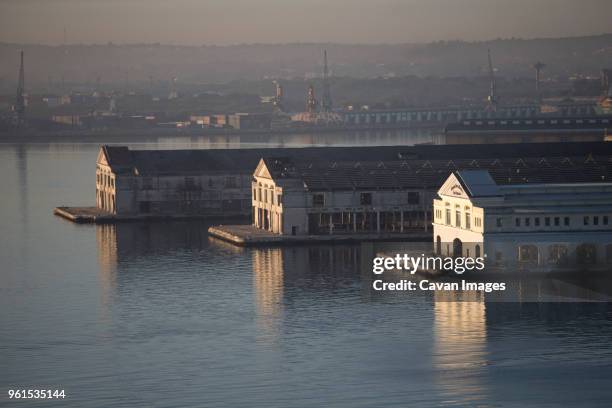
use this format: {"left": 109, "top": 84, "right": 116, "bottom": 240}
{"left": 252, "top": 158, "right": 434, "bottom": 236}
{"left": 433, "top": 170, "right": 612, "bottom": 271}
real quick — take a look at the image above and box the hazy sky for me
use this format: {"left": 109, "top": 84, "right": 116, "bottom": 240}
{"left": 1, "top": 0, "right": 611, "bottom": 45}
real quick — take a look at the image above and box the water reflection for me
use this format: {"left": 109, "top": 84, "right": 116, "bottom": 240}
{"left": 433, "top": 292, "right": 490, "bottom": 405}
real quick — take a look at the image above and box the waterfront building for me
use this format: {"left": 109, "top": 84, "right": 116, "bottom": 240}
{"left": 444, "top": 116, "right": 612, "bottom": 144}
{"left": 252, "top": 150, "right": 612, "bottom": 237}
{"left": 95, "top": 145, "right": 409, "bottom": 216}
{"left": 433, "top": 170, "right": 612, "bottom": 271}
{"left": 251, "top": 158, "right": 435, "bottom": 236}
{"left": 95, "top": 142, "right": 612, "bottom": 219}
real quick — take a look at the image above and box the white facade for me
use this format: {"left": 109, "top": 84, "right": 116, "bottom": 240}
{"left": 433, "top": 170, "right": 612, "bottom": 271}
{"left": 252, "top": 159, "right": 434, "bottom": 236}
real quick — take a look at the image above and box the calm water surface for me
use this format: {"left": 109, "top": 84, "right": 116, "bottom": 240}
{"left": 1, "top": 131, "right": 612, "bottom": 407}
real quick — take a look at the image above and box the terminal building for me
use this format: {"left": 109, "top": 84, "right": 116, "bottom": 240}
{"left": 433, "top": 170, "right": 612, "bottom": 271}
{"left": 251, "top": 151, "right": 612, "bottom": 237}
{"left": 96, "top": 142, "right": 612, "bottom": 220}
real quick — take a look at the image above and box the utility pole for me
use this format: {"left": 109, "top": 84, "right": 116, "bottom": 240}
{"left": 485, "top": 49, "right": 497, "bottom": 112}
{"left": 14, "top": 50, "right": 26, "bottom": 132}
{"left": 532, "top": 61, "right": 545, "bottom": 101}
{"left": 320, "top": 49, "right": 332, "bottom": 112}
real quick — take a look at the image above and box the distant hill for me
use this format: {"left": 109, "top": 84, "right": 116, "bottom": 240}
{"left": 0, "top": 34, "right": 611, "bottom": 93}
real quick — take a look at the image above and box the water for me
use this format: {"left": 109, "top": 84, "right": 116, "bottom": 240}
{"left": 2, "top": 131, "right": 612, "bottom": 407}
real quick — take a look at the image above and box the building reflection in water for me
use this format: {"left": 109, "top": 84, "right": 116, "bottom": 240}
{"left": 252, "top": 248, "right": 285, "bottom": 343}
{"left": 96, "top": 225, "right": 118, "bottom": 328}
{"left": 433, "top": 291, "right": 490, "bottom": 405}
{"left": 249, "top": 245, "right": 361, "bottom": 342}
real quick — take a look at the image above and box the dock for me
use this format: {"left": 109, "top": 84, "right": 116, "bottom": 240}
{"left": 208, "top": 224, "right": 432, "bottom": 247}
{"left": 53, "top": 206, "right": 248, "bottom": 224}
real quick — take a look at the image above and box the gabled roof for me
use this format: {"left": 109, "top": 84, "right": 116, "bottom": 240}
{"left": 455, "top": 170, "right": 500, "bottom": 197}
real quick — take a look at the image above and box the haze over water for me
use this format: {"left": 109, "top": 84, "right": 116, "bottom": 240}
{"left": 2, "top": 131, "right": 612, "bottom": 407}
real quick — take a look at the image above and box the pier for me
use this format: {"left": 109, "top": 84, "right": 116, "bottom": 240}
{"left": 208, "top": 224, "right": 431, "bottom": 247}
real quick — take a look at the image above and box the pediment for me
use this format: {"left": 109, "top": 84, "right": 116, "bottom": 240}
{"left": 97, "top": 147, "right": 109, "bottom": 166}
{"left": 438, "top": 173, "right": 470, "bottom": 199}
{"left": 254, "top": 159, "right": 272, "bottom": 179}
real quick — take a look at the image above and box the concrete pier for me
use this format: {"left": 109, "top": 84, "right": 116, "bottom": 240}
{"left": 53, "top": 206, "right": 248, "bottom": 224}
{"left": 208, "top": 224, "right": 431, "bottom": 247}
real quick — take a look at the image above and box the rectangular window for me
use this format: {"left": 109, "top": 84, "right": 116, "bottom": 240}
{"left": 545, "top": 217, "right": 550, "bottom": 226}
{"left": 535, "top": 217, "right": 540, "bottom": 227}
{"left": 360, "top": 193, "right": 372, "bottom": 206}
{"left": 225, "top": 176, "right": 237, "bottom": 188}
{"left": 313, "top": 194, "right": 325, "bottom": 207}
{"left": 184, "top": 177, "right": 195, "bottom": 189}
{"left": 604, "top": 216, "right": 609, "bottom": 225}
{"left": 252, "top": 189, "right": 256, "bottom": 201}
{"left": 407, "top": 192, "right": 420, "bottom": 204}
{"left": 525, "top": 218, "right": 531, "bottom": 227}
{"left": 554, "top": 217, "right": 560, "bottom": 226}
{"left": 594, "top": 216, "right": 599, "bottom": 226}
{"left": 456, "top": 211, "right": 461, "bottom": 228}
{"left": 515, "top": 218, "right": 521, "bottom": 227}
{"left": 564, "top": 217, "right": 570, "bottom": 226}
{"left": 496, "top": 218, "right": 502, "bottom": 228}
{"left": 277, "top": 194, "right": 282, "bottom": 205}
{"left": 465, "top": 213, "right": 471, "bottom": 229}
{"left": 264, "top": 190, "right": 268, "bottom": 203}
{"left": 445, "top": 209, "right": 451, "bottom": 225}
{"left": 584, "top": 216, "right": 590, "bottom": 226}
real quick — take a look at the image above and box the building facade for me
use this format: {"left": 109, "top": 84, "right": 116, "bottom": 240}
{"left": 433, "top": 170, "right": 612, "bottom": 271}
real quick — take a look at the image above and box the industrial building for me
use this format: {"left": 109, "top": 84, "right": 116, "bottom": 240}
{"left": 96, "top": 142, "right": 612, "bottom": 220}
{"left": 444, "top": 116, "right": 612, "bottom": 144}
{"left": 251, "top": 149, "right": 612, "bottom": 237}
{"left": 433, "top": 170, "right": 612, "bottom": 271}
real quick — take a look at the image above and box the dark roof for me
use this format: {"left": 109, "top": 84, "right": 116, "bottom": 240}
{"left": 101, "top": 141, "right": 612, "bottom": 177}
{"left": 260, "top": 154, "right": 612, "bottom": 191}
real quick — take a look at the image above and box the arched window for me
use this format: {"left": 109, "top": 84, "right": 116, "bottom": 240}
{"left": 453, "top": 238, "right": 463, "bottom": 258}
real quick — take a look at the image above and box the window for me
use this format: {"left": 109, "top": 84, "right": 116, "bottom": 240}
{"left": 465, "top": 213, "right": 471, "bottom": 229}
{"left": 313, "top": 194, "right": 325, "bottom": 207}
{"left": 554, "top": 217, "right": 560, "bottom": 226}
{"left": 604, "top": 216, "right": 609, "bottom": 225}
{"left": 252, "top": 189, "right": 256, "bottom": 201}
{"left": 264, "top": 190, "right": 268, "bottom": 203}
{"left": 545, "top": 217, "right": 550, "bottom": 226}
{"left": 225, "top": 176, "right": 237, "bottom": 188}
{"left": 360, "top": 193, "right": 372, "bottom": 205}
{"left": 525, "top": 218, "right": 531, "bottom": 227}
{"left": 535, "top": 217, "right": 540, "bottom": 227}
{"left": 496, "top": 218, "right": 503, "bottom": 228}
{"left": 594, "top": 216, "right": 599, "bottom": 226}
{"left": 584, "top": 216, "right": 590, "bottom": 226}
{"left": 518, "top": 245, "right": 539, "bottom": 265}
{"left": 456, "top": 211, "right": 461, "bottom": 228}
{"left": 445, "top": 209, "right": 451, "bottom": 225}
{"left": 407, "top": 192, "right": 420, "bottom": 204}
{"left": 515, "top": 218, "right": 521, "bottom": 227}
{"left": 184, "top": 177, "right": 195, "bottom": 189}
{"left": 548, "top": 245, "right": 568, "bottom": 265}
{"left": 577, "top": 244, "right": 597, "bottom": 265}
{"left": 277, "top": 194, "right": 283, "bottom": 205}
